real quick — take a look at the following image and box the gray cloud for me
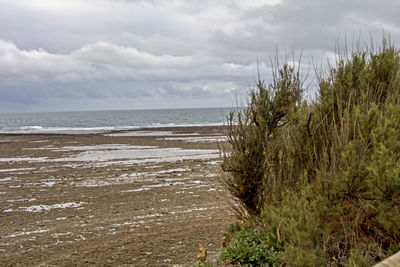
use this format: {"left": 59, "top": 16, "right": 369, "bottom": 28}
{"left": 0, "top": 0, "right": 399, "bottom": 112}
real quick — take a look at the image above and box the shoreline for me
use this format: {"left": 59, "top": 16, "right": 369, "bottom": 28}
{"left": 0, "top": 125, "right": 227, "bottom": 137}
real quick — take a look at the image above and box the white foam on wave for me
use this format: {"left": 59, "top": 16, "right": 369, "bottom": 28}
{"left": 21, "top": 125, "right": 43, "bottom": 130}
{"left": 0, "top": 121, "right": 223, "bottom": 135}
{"left": 0, "top": 125, "right": 140, "bottom": 134}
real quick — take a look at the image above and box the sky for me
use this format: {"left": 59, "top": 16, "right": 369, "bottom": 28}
{"left": 1, "top": 0, "right": 400, "bottom": 113}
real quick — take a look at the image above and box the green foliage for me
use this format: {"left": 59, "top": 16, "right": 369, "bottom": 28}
{"left": 220, "top": 38, "right": 400, "bottom": 266}
{"left": 220, "top": 63, "right": 303, "bottom": 216}
{"left": 220, "top": 225, "right": 283, "bottom": 266}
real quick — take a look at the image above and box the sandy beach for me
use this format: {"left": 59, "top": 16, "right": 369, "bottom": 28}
{"left": 0, "top": 126, "right": 234, "bottom": 266}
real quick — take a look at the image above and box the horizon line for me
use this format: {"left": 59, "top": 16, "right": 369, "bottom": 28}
{"left": 0, "top": 106, "right": 239, "bottom": 115}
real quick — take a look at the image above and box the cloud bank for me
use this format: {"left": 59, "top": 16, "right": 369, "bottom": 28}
{"left": 0, "top": 0, "right": 399, "bottom": 112}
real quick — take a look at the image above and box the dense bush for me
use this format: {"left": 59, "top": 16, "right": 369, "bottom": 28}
{"left": 220, "top": 224, "right": 283, "bottom": 266}
{"left": 220, "top": 39, "right": 400, "bottom": 266}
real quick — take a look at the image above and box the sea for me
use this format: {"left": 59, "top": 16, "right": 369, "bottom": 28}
{"left": 0, "top": 107, "right": 234, "bottom": 134}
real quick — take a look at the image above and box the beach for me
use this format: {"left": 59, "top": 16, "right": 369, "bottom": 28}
{"left": 0, "top": 126, "right": 234, "bottom": 266}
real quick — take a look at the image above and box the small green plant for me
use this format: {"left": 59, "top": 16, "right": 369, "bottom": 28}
{"left": 220, "top": 225, "right": 283, "bottom": 266}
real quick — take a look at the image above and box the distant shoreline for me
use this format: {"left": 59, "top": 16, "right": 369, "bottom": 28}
{"left": 0, "top": 125, "right": 227, "bottom": 137}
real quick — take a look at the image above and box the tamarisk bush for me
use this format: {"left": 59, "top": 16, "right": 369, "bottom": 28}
{"left": 220, "top": 39, "right": 400, "bottom": 266}
{"left": 220, "top": 63, "right": 303, "bottom": 217}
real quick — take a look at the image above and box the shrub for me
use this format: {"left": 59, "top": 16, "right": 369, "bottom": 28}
{"left": 220, "top": 63, "right": 303, "bottom": 217}
{"left": 220, "top": 225, "right": 283, "bottom": 266}
{"left": 220, "top": 38, "right": 400, "bottom": 266}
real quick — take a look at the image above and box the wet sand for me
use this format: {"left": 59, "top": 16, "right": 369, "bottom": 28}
{"left": 0, "top": 126, "right": 234, "bottom": 266}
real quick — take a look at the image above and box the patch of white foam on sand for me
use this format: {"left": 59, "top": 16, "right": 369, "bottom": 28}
{"left": 3, "top": 202, "right": 85, "bottom": 213}
{"left": 0, "top": 144, "right": 219, "bottom": 166}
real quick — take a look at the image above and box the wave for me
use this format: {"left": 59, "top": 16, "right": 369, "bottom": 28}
{"left": 0, "top": 125, "right": 137, "bottom": 134}
{"left": 0, "top": 122, "right": 224, "bottom": 134}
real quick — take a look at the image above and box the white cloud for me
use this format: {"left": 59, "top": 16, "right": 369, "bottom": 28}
{"left": 236, "top": 0, "right": 282, "bottom": 9}
{"left": 72, "top": 42, "right": 195, "bottom": 69}
{"left": 0, "top": 38, "right": 259, "bottom": 110}
{"left": 0, "top": 40, "right": 212, "bottom": 82}
{"left": 0, "top": 40, "right": 84, "bottom": 81}
{"left": 0, "top": 0, "right": 400, "bottom": 112}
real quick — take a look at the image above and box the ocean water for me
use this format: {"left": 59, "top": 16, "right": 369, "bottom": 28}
{"left": 0, "top": 107, "right": 233, "bottom": 134}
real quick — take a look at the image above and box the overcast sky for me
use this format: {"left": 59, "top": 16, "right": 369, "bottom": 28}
{"left": 0, "top": 0, "right": 400, "bottom": 112}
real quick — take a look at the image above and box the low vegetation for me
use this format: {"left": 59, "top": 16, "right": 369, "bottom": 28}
{"left": 219, "top": 38, "right": 400, "bottom": 266}
{"left": 220, "top": 222, "right": 283, "bottom": 266}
